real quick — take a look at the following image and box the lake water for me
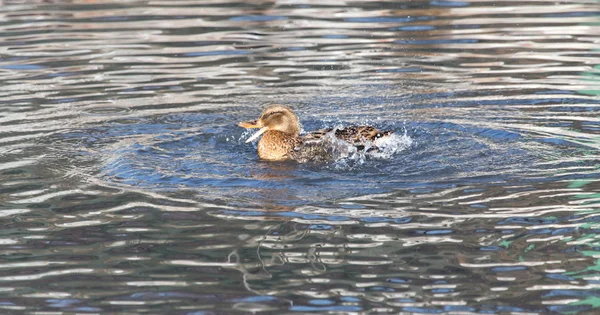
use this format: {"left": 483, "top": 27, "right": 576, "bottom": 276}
{"left": 1, "top": 0, "right": 600, "bottom": 313}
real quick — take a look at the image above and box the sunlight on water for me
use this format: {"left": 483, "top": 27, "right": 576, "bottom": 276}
{"left": 0, "top": 0, "right": 599, "bottom": 313}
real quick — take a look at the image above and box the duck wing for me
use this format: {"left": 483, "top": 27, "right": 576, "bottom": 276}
{"left": 300, "top": 126, "right": 393, "bottom": 145}
{"left": 291, "top": 126, "right": 395, "bottom": 162}
{"left": 334, "top": 126, "right": 393, "bottom": 144}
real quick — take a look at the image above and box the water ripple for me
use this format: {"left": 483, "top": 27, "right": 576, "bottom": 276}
{"left": 0, "top": 0, "right": 599, "bottom": 313}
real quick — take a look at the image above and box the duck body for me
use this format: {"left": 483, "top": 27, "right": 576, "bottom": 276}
{"left": 257, "top": 130, "right": 297, "bottom": 160}
{"left": 239, "top": 104, "right": 394, "bottom": 162}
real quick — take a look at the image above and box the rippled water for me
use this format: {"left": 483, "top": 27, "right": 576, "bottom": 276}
{"left": 1, "top": 0, "right": 600, "bottom": 313}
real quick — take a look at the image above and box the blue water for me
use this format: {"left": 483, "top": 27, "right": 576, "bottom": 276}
{"left": 1, "top": 0, "right": 600, "bottom": 313}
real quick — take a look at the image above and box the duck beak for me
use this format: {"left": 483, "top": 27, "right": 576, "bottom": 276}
{"left": 238, "top": 120, "right": 261, "bottom": 128}
{"left": 238, "top": 119, "right": 268, "bottom": 143}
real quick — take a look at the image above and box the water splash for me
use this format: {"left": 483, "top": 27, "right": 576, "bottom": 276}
{"left": 299, "top": 126, "right": 413, "bottom": 166}
{"left": 372, "top": 130, "right": 414, "bottom": 159}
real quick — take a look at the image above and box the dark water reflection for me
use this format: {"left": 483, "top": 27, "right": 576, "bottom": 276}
{"left": 1, "top": 0, "right": 600, "bottom": 313}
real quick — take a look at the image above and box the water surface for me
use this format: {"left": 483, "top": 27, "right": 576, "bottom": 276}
{"left": 1, "top": 0, "right": 600, "bottom": 313}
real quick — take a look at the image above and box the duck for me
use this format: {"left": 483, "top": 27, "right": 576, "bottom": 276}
{"left": 238, "top": 104, "right": 394, "bottom": 162}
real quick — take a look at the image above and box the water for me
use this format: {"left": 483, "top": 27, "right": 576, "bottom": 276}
{"left": 1, "top": 0, "right": 600, "bottom": 313}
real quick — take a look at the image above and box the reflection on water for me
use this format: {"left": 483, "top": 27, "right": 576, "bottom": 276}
{"left": 1, "top": 0, "right": 600, "bottom": 313}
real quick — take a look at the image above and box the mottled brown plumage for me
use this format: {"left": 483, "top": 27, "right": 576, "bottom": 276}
{"left": 257, "top": 130, "right": 297, "bottom": 160}
{"left": 238, "top": 104, "right": 393, "bottom": 161}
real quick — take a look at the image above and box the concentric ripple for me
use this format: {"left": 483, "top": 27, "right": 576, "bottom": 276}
{"left": 0, "top": 0, "right": 599, "bottom": 314}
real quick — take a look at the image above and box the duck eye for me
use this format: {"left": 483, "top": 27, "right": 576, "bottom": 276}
{"left": 263, "top": 111, "right": 283, "bottom": 119}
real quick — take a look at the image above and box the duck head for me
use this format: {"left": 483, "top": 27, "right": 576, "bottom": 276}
{"left": 238, "top": 104, "right": 300, "bottom": 143}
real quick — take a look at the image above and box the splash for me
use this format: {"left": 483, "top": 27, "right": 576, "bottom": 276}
{"left": 296, "top": 126, "right": 413, "bottom": 165}
{"left": 371, "top": 130, "right": 413, "bottom": 159}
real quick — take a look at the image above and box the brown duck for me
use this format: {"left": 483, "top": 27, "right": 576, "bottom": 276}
{"left": 238, "top": 104, "right": 393, "bottom": 162}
